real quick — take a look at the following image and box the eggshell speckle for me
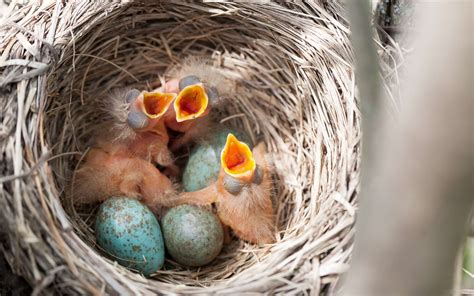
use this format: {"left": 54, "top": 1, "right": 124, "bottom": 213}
{"left": 95, "top": 197, "right": 165, "bottom": 276}
{"left": 182, "top": 127, "right": 252, "bottom": 192}
{"left": 162, "top": 205, "right": 224, "bottom": 267}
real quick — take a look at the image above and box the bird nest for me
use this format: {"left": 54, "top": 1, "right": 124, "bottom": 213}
{"left": 0, "top": 1, "right": 399, "bottom": 294}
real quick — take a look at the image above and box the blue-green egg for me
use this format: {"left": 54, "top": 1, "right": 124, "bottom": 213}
{"left": 162, "top": 205, "right": 224, "bottom": 267}
{"left": 182, "top": 127, "right": 253, "bottom": 192}
{"left": 95, "top": 197, "right": 165, "bottom": 276}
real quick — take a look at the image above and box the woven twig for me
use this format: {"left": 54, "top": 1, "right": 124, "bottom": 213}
{"left": 0, "top": 1, "right": 400, "bottom": 295}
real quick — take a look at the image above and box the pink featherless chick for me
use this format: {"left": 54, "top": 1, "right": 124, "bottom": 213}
{"left": 72, "top": 89, "right": 179, "bottom": 213}
{"left": 165, "top": 133, "right": 276, "bottom": 245}
{"left": 110, "top": 88, "right": 177, "bottom": 168}
{"left": 72, "top": 142, "right": 175, "bottom": 213}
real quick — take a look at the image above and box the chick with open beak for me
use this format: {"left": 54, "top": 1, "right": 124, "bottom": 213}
{"left": 174, "top": 75, "right": 210, "bottom": 123}
{"left": 161, "top": 74, "right": 219, "bottom": 151}
{"left": 126, "top": 89, "right": 176, "bottom": 143}
{"left": 107, "top": 88, "right": 177, "bottom": 168}
{"left": 153, "top": 57, "right": 232, "bottom": 151}
{"left": 71, "top": 88, "right": 179, "bottom": 211}
{"left": 165, "top": 133, "right": 275, "bottom": 245}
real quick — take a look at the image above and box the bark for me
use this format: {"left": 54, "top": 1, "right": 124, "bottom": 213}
{"left": 345, "top": 2, "right": 473, "bottom": 295}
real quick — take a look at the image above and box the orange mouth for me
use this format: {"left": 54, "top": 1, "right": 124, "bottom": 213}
{"left": 221, "top": 133, "right": 256, "bottom": 181}
{"left": 142, "top": 91, "right": 176, "bottom": 119}
{"left": 174, "top": 85, "right": 208, "bottom": 122}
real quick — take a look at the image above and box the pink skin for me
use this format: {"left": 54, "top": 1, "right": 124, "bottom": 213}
{"left": 73, "top": 143, "right": 175, "bottom": 213}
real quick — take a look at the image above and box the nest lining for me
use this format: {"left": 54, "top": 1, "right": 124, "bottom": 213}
{"left": 0, "top": 1, "right": 401, "bottom": 295}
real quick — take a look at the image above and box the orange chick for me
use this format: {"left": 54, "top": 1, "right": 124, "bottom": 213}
{"left": 166, "top": 134, "right": 275, "bottom": 245}
{"left": 106, "top": 88, "right": 176, "bottom": 168}
{"left": 158, "top": 57, "right": 233, "bottom": 151}
{"left": 72, "top": 140, "right": 175, "bottom": 213}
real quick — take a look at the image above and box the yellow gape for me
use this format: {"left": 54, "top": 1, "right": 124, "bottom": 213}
{"left": 174, "top": 84, "right": 209, "bottom": 122}
{"left": 142, "top": 91, "right": 176, "bottom": 119}
{"left": 221, "top": 133, "right": 256, "bottom": 182}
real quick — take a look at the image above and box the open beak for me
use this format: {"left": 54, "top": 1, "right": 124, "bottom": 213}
{"left": 142, "top": 91, "right": 176, "bottom": 119}
{"left": 174, "top": 84, "right": 209, "bottom": 122}
{"left": 220, "top": 133, "right": 256, "bottom": 183}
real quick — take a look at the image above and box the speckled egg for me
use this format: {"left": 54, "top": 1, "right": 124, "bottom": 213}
{"left": 162, "top": 205, "right": 224, "bottom": 267}
{"left": 95, "top": 197, "right": 165, "bottom": 276}
{"left": 182, "top": 127, "right": 253, "bottom": 192}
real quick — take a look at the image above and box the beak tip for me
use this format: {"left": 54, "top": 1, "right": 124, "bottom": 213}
{"left": 127, "top": 111, "right": 149, "bottom": 130}
{"left": 179, "top": 75, "right": 201, "bottom": 91}
{"left": 206, "top": 86, "right": 219, "bottom": 104}
{"left": 125, "top": 89, "right": 141, "bottom": 103}
{"left": 223, "top": 174, "right": 245, "bottom": 195}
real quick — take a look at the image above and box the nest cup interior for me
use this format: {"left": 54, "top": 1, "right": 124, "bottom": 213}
{"left": 43, "top": 2, "right": 359, "bottom": 293}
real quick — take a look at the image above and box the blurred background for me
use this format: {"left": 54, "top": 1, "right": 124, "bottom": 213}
{"left": 375, "top": 1, "right": 473, "bottom": 292}
{"left": 346, "top": 0, "right": 473, "bottom": 295}
{"left": 375, "top": 0, "right": 473, "bottom": 292}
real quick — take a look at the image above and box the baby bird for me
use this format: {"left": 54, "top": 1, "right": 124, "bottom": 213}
{"left": 72, "top": 89, "right": 178, "bottom": 211}
{"left": 72, "top": 141, "right": 175, "bottom": 213}
{"left": 157, "top": 57, "right": 234, "bottom": 151}
{"left": 118, "top": 58, "right": 232, "bottom": 152}
{"left": 166, "top": 134, "right": 275, "bottom": 245}
{"left": 108, "top": 88, "right": 176, "bottom": 168}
